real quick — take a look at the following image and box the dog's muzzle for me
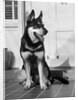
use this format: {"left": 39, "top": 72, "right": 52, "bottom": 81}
{"left": 34, "top": 32, "right": 44, "bottom": 41}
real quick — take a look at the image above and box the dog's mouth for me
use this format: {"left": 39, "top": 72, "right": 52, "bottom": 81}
{"left": 34, "top": 32, "right": 44, "bottom": 42}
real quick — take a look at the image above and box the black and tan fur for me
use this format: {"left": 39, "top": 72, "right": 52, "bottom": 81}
{"left": 20, "top": 10, "right": 53, "bottom": 90}
{"left": 19, "top": 10, "right": 69, "bottom": 90}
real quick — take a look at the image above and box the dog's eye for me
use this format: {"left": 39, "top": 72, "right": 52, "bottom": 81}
{"left": 37, "top": 22, "right": 44, "bottom": 27}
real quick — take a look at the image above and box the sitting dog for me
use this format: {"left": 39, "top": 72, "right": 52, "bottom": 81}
{"left": 19, "top": 10, "right": 69, "bottom": 90}
{"left": 20, "top": 10, "right": 53, "bottom": 90}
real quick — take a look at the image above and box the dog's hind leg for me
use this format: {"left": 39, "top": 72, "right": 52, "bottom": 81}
{"left": 43, "top": 67, "right": 51, "bottom": 86}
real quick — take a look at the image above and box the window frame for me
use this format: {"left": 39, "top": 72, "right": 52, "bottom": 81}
{"left": 4, "top": 0, "right": 18, "bottom": 28}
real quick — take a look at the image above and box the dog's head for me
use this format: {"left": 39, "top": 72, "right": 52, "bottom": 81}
{"left": 26, "top": 10, "right": 48, "bottom": 39}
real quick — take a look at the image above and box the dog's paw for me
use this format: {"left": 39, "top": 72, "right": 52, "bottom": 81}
{"left": 40, "top": 82, "right": 47, "bottom": 90}
{"left": 23, "top": 79, "right": 33, "bottom": 89}
{"left": 46, "top": 80, "right": 51, "bottom": 87}
{"left": 23, "top": 81, "right": 31, "bottom": 89}
{"left": 23, "top": 79, "right": 34, "bottom": 85}
{"left": 43, "top": 77, "right": 51, "bottom": 87}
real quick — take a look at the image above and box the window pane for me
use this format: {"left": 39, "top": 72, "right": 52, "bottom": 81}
{"left": 14, "top": 1, "right": 18, "bottom": 19}
{"left": 5, "top": 0, "right": 12, "bottom": 5}
{"left": 5, "top": 1, "right": 12, "bottom": 19}
{"left": 14, "top": 1, "right": 17, "bottom": 5}
{"left": 14, "top": 6, "right": 18, "bottom": 19}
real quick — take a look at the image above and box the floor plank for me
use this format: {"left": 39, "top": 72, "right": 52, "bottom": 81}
{"left": 38, "top": 84, "right": 62, "bottom": 98}
{"left": 73, "top": 88, "right": 75, "bottom": 97}
{"left": 5, "top": 83, "right": 21, "bottom": 96}
{"left": 20, "top": 85, "right": 43, "bottom": 99}
{"left": 55, "top": 80, "right": 75, "bottom": 97}
{"left": 5, "top": 81, "right": 18, "bottom": 89}
{"left": 19, "top": 87, "right": 36, "bottom": 99}
{"left": 5, "top": 85, "right": 29, "bottom": 100}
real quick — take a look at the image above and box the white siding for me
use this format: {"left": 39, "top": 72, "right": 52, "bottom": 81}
{"left": 26, "top": 1, "right": 75, "bottom": 67}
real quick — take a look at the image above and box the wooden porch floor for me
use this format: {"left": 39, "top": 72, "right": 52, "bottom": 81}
{"left": 4, "top": 70, "right": 75, "bottom": 100}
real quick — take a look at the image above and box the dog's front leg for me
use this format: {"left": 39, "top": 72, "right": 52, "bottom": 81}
{"left": 23, "top": 61, "right": 32, "bottom": 89}
{"left": 38, "top": 61, "right": 47, "bottom": 90}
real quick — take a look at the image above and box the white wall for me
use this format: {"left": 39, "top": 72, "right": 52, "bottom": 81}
{"left": 26, "top": 1, "right": 75, "bottom": 67}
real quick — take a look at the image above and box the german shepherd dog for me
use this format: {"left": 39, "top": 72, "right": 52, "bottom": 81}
{"left": 20, "top": 10, "right": 69, "bottom": 90}
{"left": 20, "top": 10, "right": 53, "bottom": 90}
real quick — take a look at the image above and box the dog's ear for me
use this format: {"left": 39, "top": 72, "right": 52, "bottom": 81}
{"left": 36, "top": 11, "right": 43, "bottom": 21}
{"left": 27, "top": 9, "right": 35, "bottom": 22}
{"left": 39, "top": 11, "right": 43, "bottom": 19}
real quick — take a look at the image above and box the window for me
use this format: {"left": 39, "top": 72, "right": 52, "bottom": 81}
{"left": 5, "top": 0, "right": 18, "bottom": 19}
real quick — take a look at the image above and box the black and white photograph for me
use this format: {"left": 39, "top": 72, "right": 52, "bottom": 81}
{"left": 3, "top": 0, "right": 75, "bottom": 99}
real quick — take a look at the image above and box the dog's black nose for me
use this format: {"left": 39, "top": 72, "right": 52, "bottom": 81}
{"left": 44, "top": 28, "right": 48, "bottom": 35}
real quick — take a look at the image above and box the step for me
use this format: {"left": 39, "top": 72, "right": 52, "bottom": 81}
{"left": 5, "top": 67, "right": 75, "bottom": 81}
{"left": 50, "top": 67, "right": 75, "bottom": 80}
